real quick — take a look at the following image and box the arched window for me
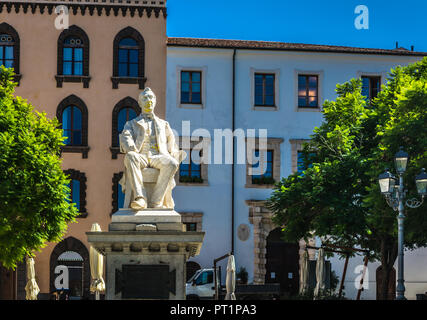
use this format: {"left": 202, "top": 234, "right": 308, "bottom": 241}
{"left": 56, "top": 25, "right": 90, "bottom": 88}
{"left": 63, "top": 36, "right": 84, "bottom": 76}
{"left": 0, "top": 23, "right": 21, "bottom": 84}
{"left": 57, "top": 251, "right": 84, "bottom": 299}
{"left": 50, "top": 237, "right": 90, "bottom": 300}
{"left": 112, "top": 172, "right": 125, "bottom": 215}
{"left": 67, "top": 178, "right": 81, "bottom": 211}
{"left": 118, "top": 38, "right": 139, "bottom": 77}
{"left": 110, "top": 97, "right": 141, "bottom": 159}
{"left": 62, "top": 106, "right": 82, "bottom": 146}
{"left": 57, "top": 95, "right": 89, "bottom": 158}
{"left": 112, "top": 27, "right": 145, "bottom": 89}
{"left": 64, "top": 169, "right": 87, "bottom": 218}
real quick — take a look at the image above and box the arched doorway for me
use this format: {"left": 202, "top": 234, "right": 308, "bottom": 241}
{"left": 186, "top": 261, "right": 201, "bottom": 282}
{"left": 50, "top": 237, "right": 90, "bottom": 300}
{"left": 265, "top": 228, "right": 299, "bottom": 296}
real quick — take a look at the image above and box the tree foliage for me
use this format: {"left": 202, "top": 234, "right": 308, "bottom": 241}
{"left": 267, "top": 57, "right": 427, "bottom": 298}
{"left": 0, "top": 67, "right": 79, "bottom": 269}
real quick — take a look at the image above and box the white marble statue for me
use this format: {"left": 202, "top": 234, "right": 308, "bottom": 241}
{"left": 119, "top": 88, "right": 186, "bottom": 210}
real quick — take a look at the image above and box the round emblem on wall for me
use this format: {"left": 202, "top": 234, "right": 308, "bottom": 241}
{"left": 237, "top": 224, "right": 250, "bottom": 241}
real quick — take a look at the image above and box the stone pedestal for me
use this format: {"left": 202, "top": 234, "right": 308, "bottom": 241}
{"left": 86, "top": 209, "right": 204, "bottom": 300}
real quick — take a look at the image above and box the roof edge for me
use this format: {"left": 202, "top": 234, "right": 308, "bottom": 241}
{"left": 167, "top": 37, "right": 427, "bottom": 57}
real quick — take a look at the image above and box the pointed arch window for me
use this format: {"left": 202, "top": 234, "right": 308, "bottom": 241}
{"left": 63, "top": 169, "right": 87, "bottom": 218}
{"left": 112, "top": 27, "right": 146, "bottom": 89}
{"left": 0, "top": 23, "right": 21, "bottom": 84}
{"left": 57, "top": 95, "right": 90, "bottom": 158}
{"left": 56, "top": 25, "right": 90, "bottom": 88}
{"left": 110, "top": 97, "right": 141, "bottom": 159}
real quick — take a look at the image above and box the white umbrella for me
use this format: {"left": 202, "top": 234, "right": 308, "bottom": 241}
{"left": 90, "top": 223, "right": 105, "bottom": 300}
{"left": 299, "top": 250, "right": 309, "bottom": 295}
{"left": 225, "top": 255, "right": 236, "bottom": 300}
{"left": 314, "top": 248, "right": 326, "bottom": 299}
{"left": 25, "top": 256, "right": 40, "bottom": 300}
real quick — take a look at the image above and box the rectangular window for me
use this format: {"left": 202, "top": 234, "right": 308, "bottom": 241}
{"left": 184, "top": 223, "right": 197, "bottom": 232}
{"left": 179, "top": 149, "right": 202, "bottom": 183}
{"left": 1, "top": 45, "right": 14, "bottom": 68}
{"left": 254, "top": 73, "right": 275, "bottom": 106}
{"left": 251, "top": 149, "right": 274, "bottom": 184}
{"left": 297, "top": 151, "right": 316, "bottom": 174}
{"left": 361, "top": 76, "right": 381, "bottom": 100}
{"left": 298, "top": 75, "right": 318, "bottom": 108}
{"left": 181, "top": 71, "right": 202, "bottom": 104}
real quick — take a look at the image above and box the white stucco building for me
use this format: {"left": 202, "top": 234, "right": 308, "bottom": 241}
{"left": 166, "top": 37, "right": 426, "bottom": 299}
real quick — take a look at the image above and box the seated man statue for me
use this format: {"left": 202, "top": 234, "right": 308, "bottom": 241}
{"left": 119, "top": 87, "right": 186, "bottom": 210}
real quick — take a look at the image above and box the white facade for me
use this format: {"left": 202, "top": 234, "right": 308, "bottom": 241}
{"left": 166, "top": 39, "right": 426, "bottom": 299}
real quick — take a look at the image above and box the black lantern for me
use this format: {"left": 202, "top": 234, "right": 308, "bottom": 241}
{"left": 394, "top": 147, "right": 409, "bottom": 174}
{"left": 378, "top": 169, "right": 396, "bottom": 195}
{"left": 415, "top": 168, "right": 427, "bottom": 196}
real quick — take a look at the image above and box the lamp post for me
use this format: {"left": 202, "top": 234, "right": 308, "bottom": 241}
{"left": 378, "top": 147, "right": 426, "bottom": 300}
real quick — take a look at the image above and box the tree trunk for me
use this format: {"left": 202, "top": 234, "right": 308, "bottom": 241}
{"left": 378, "top": 239, "right": 398, "bottom": 300}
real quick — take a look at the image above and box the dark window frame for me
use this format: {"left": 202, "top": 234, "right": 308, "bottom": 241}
{"left": 180, "top": 70, "right": 202, "bottom": 104}
{"left": 112, "top": 172, "right": 124, "bottom": 216}
{"left": 251, "top": 149, "right": 274, "bottom": 184}
{"left": 179, "top": 148, "right": 202, "bottom": 182}
{"left": 56, "top": 25, "right": 90, "bottom": 88}
{"left": 57, "top": 95, "right": 90, "bottom": 158}
{"left": 0, "top": 23, "right": 21, "bottom": 85}
{"left": 298, "top": 74, "right": 319, "bottom": 108}
{"left": 63, "top": 169, "right": 88, "bottom": 218}
{"left": 254, "top": 73, "right": 275, "bottom": 107}
{"left": 184, "top": 223, "right": 197, "bottom": 232}
{"left": 110, "top": 97, "right": 141, "bottom": 159}
{"left": 112, "top": 27, "right": 146, "bottom": 89}
{"left": 361, "top": 75, "right": 381, "bottom": 100}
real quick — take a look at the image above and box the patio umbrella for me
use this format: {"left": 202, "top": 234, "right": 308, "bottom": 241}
{"left": 90, "top": 223, "right": 105, "bottom": 300}
{"left": 225, "top": 255, "right": 236, "bottom": 300}
{"left": 314, "top": 248, "right": 326, "bottom": 299}
{"left": 25, "top": 257, "right": 40, "bottom": 300}
{"left": 299, "top": 250, "right": 309, "bottom": 295}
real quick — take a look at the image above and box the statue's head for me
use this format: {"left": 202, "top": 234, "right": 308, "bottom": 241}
{"left": 138, "top": 87, "right": 156, "bottom": 114}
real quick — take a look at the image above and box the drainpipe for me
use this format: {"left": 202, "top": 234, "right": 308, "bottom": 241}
{"left": 231, "top": 49, "right": 236, "bottom": 255}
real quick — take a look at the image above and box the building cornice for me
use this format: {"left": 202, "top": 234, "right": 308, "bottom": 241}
{"left": 0, "top": 0, "right": 167, "bottom": 18}
{"left": 168, "top": 37, "right": 427, "bottom": 57}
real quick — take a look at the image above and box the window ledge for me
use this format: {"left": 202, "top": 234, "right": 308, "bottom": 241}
{"left": 253, "top": 105, "right": 278, "bottom": 111}
{"left": 55, "top": 75, "right": 91, "bottom": 88}
{"left": 178, "top": 103, "right": 204, "bottom": 109}
{"left": 77, "top": 212, "right": 88, "bottom": 219}
{"left": 177, "top": 182, "right": 209, "bottom": 187}
{"left": 61, "top": 145, "right": 90, "bottom": 159}
{"left": 111, "top": 76, "right": 147, "bottom": 89}
{"left": 296, "top": 106, "right": 322, "bottom": 112}
{"left": 245, "top": 183, "right": 275, "bottom": 189}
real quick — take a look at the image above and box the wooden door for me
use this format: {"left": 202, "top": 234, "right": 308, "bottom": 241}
{"left": 265, "top": 228, "right": 299, "bottom": 295}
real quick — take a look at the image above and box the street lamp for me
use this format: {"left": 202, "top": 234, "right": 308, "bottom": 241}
{"left": 378, "top": 147, "right": 425, "bottom": 300}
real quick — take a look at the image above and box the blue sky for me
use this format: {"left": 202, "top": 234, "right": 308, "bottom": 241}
{"left": 167, "top": 0, "right": 427, "bottom": 52}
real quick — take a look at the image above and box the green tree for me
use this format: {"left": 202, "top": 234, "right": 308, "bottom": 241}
{"left": 267, "top": 57, "right": 427, "bottom": 300}
{"left": 0, "top": 67, "right": 79, "bottom": 269}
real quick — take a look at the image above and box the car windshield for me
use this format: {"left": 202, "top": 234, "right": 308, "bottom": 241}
{"left": 186, "top": 269, "right": 202, "bottom": 284}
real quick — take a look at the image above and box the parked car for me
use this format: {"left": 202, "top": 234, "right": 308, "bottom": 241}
{"left": 186, "top": 268, "right": 280, "bottom": 300}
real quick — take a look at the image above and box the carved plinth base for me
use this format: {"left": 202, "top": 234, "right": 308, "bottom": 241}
{"left": 86, "top": 209, "right": 204, "bottom": 300}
